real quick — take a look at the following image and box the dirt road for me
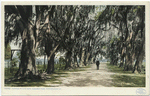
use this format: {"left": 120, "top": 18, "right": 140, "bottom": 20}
{"left": 48, "top": 63, "right": 116, "bottom": 87}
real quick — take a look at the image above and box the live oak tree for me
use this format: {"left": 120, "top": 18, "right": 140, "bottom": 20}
{"left": 5, "top": 6, "right": 36, "bottom": 78}
{"left": 37, "top": 5, "right": 59, "bottom": 74}
{"left": 96, "top": 5, "right": 145, "bottom": 73}
{"left": 5, "top": 5, "right": 50, "bottom": 78}
{"left": 49, "top": 5, "right": 95, "bottom": 69}
{"left": 5, "top": 5, "right": 145, "bottom": 81}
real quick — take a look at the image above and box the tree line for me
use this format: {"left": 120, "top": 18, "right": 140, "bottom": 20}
{"left": 5, "top": 5, "right": 145, "bottom": 80}
{"left": 97, "top": 6, "right": 145, "bottom": 73}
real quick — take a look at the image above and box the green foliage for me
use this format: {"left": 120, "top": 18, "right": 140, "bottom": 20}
{"left": 94, "top": 11, "right": 103, "bottom": 20}
{"left": 55, "top": 63, "right": 66, "bottom": 70}
{"left": 59, "top": 57, "right": 66, "bottom": 64}
{"left": 107, "top": 63, "right": 132, "bottom": 74}
{"left": 5, "top": 70, "right": 68, "bottom": 87}
{"left": 111, "top": 8, "right": 115, "bottom": 15}
{"left": 36, "top": 64, "right": 47, "bottom": 72}
{"left": 137, "top": 6, "right": 141, "bottom": 9}
{"left": 5, "top": 64, "right": 90, "bottom": 87}
{"left": 133, "top": 8, "right": 137, "bottom": 13}
{"left": 5, "top": 43, "right": 11, "bottom": 60}
{"left": 110, "top": 36, "right": 120, "bottom": 44}
{"left": 11, "top": 57, "right": 18, "bottom": 67}
{"left": 111, "top": 75, "right": 145, "bottom": 87}
{"left": 110, "top": 37, "right": 116, "bottom": 44}
{"left": 16, "top": 52, "right": 21, "bottom": 60}
{"left": 110, "top": 39, "right": 114, "bottom": 44}
{"left": 133, "top": 6, "right": 142, "bottom": 13}
{"left": 66, "top": 11, "right": 73, "bottom": 17}
{"left": 35, "top": 48, "right": 45, "bottom": 56}
{"left": 117, "top": 38, "right": 120, "bottom": 41}
{"left": 96, "top": 6, "right": 99, "bottom": 10}
{"left": 76, "top": 17, "right": 80, "bottom": 22}
{"left": 107, "top": 63, "right": 145, "bottom": 87}
{"left": 5, "top": 67, "right": 19, "bottom": 79}
{"left": 103, "top": 46, "right": 106, "bottom": 49}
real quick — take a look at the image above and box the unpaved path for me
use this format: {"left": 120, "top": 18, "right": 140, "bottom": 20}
{"left": 48, "top": 63, "right": 116, "bottom": 87}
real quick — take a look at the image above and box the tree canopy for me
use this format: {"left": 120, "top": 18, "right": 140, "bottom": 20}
{"left": 5, "top": 5, "right": 145, "bottom": 80}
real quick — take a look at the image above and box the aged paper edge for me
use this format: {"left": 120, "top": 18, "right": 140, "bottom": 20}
{"left": 1, "top": 1, "right": 150, "bottom": 95}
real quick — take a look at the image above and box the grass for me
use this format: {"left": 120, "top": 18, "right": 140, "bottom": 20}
{"left": 107, "top": 64, "right": 132, "bottom": 74}
{"left": 107, "top": 63, "right": 145, "bottom": 87}
{"left": 111, "top": 75, "right": 145, "bottom": 87}
{"left": 5, "top": 79, "right": 49, "bottom": 87}
{"left": 5, "top": 63, "right": 90, "bottom": 87}
{"left": 5, "top": 72, "right": 68, "bottom": 87}
{"left": 5, "top": 67, "right": 19, "bottom": 79}
{"left": 4, "top": 69, "right": 68, "bottom": 87}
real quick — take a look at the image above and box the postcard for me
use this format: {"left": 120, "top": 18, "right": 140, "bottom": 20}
{"left": 1, "top": 1, "right": 150, "bottom": 95}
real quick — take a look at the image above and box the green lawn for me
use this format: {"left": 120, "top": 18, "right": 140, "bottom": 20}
{"left": 5, "top": 67, "right": 19, "bottom": 80}
{"left": 5, "top": 64, "right": 90, "bottom": 87}
{"left": 5, "top": 71, "right": 68, "bottom": 87}
{"left": 107, "top": 64, "right": 145, "bottom": 87}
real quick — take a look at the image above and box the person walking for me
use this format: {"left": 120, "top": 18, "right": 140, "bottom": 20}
{"left": 96, "top": 60, "right": 100, "bottom": 70}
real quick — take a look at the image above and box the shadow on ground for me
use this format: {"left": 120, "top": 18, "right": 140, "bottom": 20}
{"left": 5, "top": 72, "right": 68, "bottom": 87}
{"left": 111, "top": 75, "right": 145, "bottom": 87}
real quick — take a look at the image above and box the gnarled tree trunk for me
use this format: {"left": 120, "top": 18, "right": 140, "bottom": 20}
{"left": 15, "top": 23, "right": 36, "bottom": 78}
{"left": 45, "top": 40, "right": 59, "bottom": 74}
{"left": 65, "top": 51, "right": 72, "bottom": 69}
{"left": 132, "top": 47, "right": 144, "bottom": 73}
{"left": 86, "top": 52, "right": 91, "bottom": 65}
{"left": 46, "top": 53, "right": 55, "bottom": 74}
{"left": 80, "top": 48, "right": 85, "bottom": 67}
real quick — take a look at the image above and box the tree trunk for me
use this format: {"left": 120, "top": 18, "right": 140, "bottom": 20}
{"left": 45, "top": 42, "right": 59, "bottom": 74}
{"left": 74, "top": 54, "right": 79, "bottom": 68}
{"left": 46, "top": 54, "right": 55, "bottom": 74}
{"left": 124, "top": 53, "right": 130, "bottom": 71}
{"left": 80, "top": 48, "right": 85, "bottom": 67}
{"left": 45, "top": 41, "right": 53, "bottom": 74}
{"left": 91, "top": 57, "right": 94, "bottom": 64}
{"left": 83, "top": 51, "right": 87, "bottom": 66}
{"left": 119, "top": 53, "right": 124, "bottom": 67}
{"left": 86, "top": 52, "right": 91, "bottom": 65}
{"left": 93, "top": 55, "right": 96, "bottom": 63}
{"left": 132, "top": 50, "right": 144, "bottom": 73}
{"left": 65, "top": 51, "right": 72, "bottom": 69}
{"left": 88, "top": 54, "right": 92, "bottom": 63}
{"left": 47, "top": 54, "right": 52, "bottom": 74}
{"left": 124, "top": 45, "right": 133, "bottom": 71}
{"left": 51, "top": 54, "right": 55, "bottom": 73}
{"left": 44, "top": 55, "right": 46, "bottom": 69}
{"left": 15, "top": 23, "right": 36, "bottom": 78}
{"left": 124, "top": 44, "right": 135, "bottom": 71}
{"left": 132, "top": 57, "right": 139, "bottom": 73}
{"left": 79, "top": 47, "right": 82, "bottom": 64}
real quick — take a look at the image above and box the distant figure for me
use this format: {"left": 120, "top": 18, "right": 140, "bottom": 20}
{"left": 96, "top": 61, "right": 100, "bottom": 70}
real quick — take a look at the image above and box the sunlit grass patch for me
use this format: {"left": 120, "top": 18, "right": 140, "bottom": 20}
{"left": 111, "top": 75, "right": 145, "bottom": 87}
{"left": 4, "top": 63, "right": 90, "bottom": 87}
{"left": 107, "top": 64, "right": 132, "bottom": 74}
{"left": 106, "top": 63, "right": 145, "bottom": 87}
